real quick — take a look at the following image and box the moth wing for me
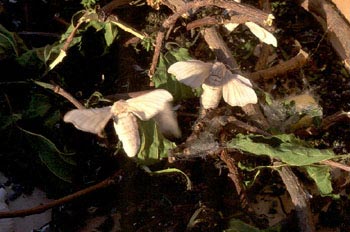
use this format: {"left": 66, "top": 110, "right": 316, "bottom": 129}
{"left": 153, "top": 103, "right": 181, "bottom": 139}
{"left": 63, "top": 106, "right": 112, "bottom": 135}
{"left": 245, "top": 22, "right": 277, "bottom": 47}
{"left": 167, "top": 60, "right": 213, "bottom": 88}
{"left": 222, "top": 73, "right": 258, "bottom": 107}
{"left": 126, "top": 89, "right": 174, "bottom": 120}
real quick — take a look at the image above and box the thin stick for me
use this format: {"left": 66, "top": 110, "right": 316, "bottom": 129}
{"left": 149, "top": 0, "right": 272, "bottom": 76}
{"left": 187, "top": 14, "right": 265, "bottom": 31}
{"left": 321, "top": 111, "right": 350, "bottom": 130}
{"left": 249, "top": 49, "right": 309, "bottom": 81}
{"left": 100, "top": 0, "right": 133, "bottom": 14}
{"left": 321, "top": 160, "right": 350, "bottom": 172}
{"left": 107, "top": 15, "right": 146, "bottom": 40}
{"left": 226, "top": 116, "right": 271, "bottom": 136}
{"left": 34, "top": 81, "right": 84, "bottom": 109}
{"left": 62, "top": 20, "right": 84, "bottom": 52}
{"left": 275, "top": 163, "right": 315, "bottom": 232}
{"left": 219, "top": 150, "right": 251, "bottom": 211}
{"left": 0, "top": 170, "right": 122, "bottom": 219}
{"left": 201, "top": 26, "right": 239, "bottom": 70}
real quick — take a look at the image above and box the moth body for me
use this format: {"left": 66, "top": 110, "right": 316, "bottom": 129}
{"left": 168, "top": 60, "right": 258, "bottom": 109}
{"left": 113, "top": 112, "right": 140, "bottom": 157}
{"left": 64, "top": 89, "right": 181, "bottom": 158}
{"left": 201, "top": 83, "right": 223, "bottom": 109}
{"left": 211, "top": 62, "right": 227, "bottom": 78}
{"left": 200, "top": 62, "right": 226, "bottom": 109}
{"left": 111, "top": 100, "right": 129, "bottom": 115}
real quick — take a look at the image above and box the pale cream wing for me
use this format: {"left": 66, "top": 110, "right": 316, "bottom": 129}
{"left": 153, "top": 103, "right": 181, "bottom": 139}
{"left": 245, "top": 22, "right": 277, "bottom": 47}
{"left": 63, "top": 107, "right": 112, "bottom": 135}
{"left": 126, "top": 89, "right": 174, "bottom": 120}
{"left": 222, "top": 73, "right": 258, "bottom": 107}
{"left": 167, "top": 60, "right": 213, "bottom": 88}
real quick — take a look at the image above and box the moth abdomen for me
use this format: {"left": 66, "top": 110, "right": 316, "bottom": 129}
{"left": 113, "top": 113, "right": 140, "bottom": 157}
{"left": 201, "top": 83, "right": 223, "bottom": 109}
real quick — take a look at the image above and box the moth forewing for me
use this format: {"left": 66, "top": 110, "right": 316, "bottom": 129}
{"left": 153, "top": 103, "right": 181, "bottom": 139}
{"left": 167, "top": 60, "right": 213, "bottom": 88}
{"left": 63, "top": 107, "right": 113, "bottom": 136}
{"left": 111, "top": 89, "right": 179, "bottom": 157}
{"left": 222, "top": 73, "right": 258, "bottom": 107}
{"left": 113, "top": 112, "right": 140, "bottom": 157}
{"left": 125, "top": 89, "right": 174, "bottom": 120}
{"left": 244, "top": 22, "right": 277, "bottom": 47}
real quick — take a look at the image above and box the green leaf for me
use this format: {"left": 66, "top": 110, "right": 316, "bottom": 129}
{"left": 43, "top": 110, "right": 61, "bottom": 129}
{"left": 89, "top": 20, "right": 105, "bottom": 32}
{"left": 59, "top": 23, "right": 82, "bottom": 44}
{"left": 0, "top": 113, "right": 21, "bottom": 130}
{"left": 227, "top": 134, "right": 335, "bottom": 166}
{"left": 224, "top": 218, "right": 281, "bottom": 232}
{"left": 81, "top": 0, "right": 98, "bottom": 9}
{"left": 223, "top": 218, "right": 262, "bottom": 232}
{"left": 136, "top": 120, "right": 177, "bottom": 165}
{"left": 228, "top": 134, "right": 339, "bottom": 197}
{"left": 29, "top": 43, "right": 62, "bottom": 67}
{"left": 104, "top": 22, "right": 118, "bottom": 46}
{"left": 16, "top": 49, "right": 45, "bottom": 71}
{"left": 305, "top": 165, "right": 336, "bottom": 196}
{"left": 0, "top": 24, "right": 27, "bottom": 59}
{"left": 20, "top": 128, "right": 76, "bottom": 183}
{"left": 152, "top": 48, "right": 201, "bottom": 101}
{"left": 24, "top": 94, "right": 52, "bottom": 119}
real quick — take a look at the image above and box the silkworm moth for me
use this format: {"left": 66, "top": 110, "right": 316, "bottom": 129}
{"left": 64, "top": 89, "right": 181, "bottom": 157}
{"left": 168, "top": 60, "right": 258, "bottom": 109}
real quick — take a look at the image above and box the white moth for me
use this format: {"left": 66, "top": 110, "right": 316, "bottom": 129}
{"left": 64, "top": 89, "right": 181, "bottom": 157}
{"left": 168, "top": 60, "right": 258, "bottom": 109}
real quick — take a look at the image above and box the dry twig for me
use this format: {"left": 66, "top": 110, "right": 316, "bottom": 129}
{"left": 274, "top": 162, "right": 315, "bottom": 232}
{"left": 321, "top": 160, "right": 350, "bottom": 172}
{"left": 300, "top": 0, "right": 350, "bottom": 72}
{"left": 186, "top": 14, "right": 271, "bottom": 31}
{"left": 0, "top": 170, "right": 122, "bottom": 219}
{"left": 219, "top": 150, "right": 252, "bottom": 211}
{"left": 321, "top": 111, "right": 350, "bottom": 130}
{"left": 34, "top": 81, "right": 84, "bottom": 109}
{"left": 149, "top": 0, "right": 272, "bottom": 76}
{"left": 201, "top": 26, "right": 239, "bottom": 70}
{"left": 249, "top": 49, "right": 309, "bottom": 82}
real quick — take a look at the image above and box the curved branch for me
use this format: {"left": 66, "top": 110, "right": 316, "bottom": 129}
{"left": 186, "top": 14, "right": 268, "bottom": 31}
{"left": 0, "top": 170, "right": 122, "bottom": 219}
{"left": 149, "top": 0, "right": 273, "bottom": 76}
{"left": 249, "top": 49, "right": 309, "bottom": 82}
